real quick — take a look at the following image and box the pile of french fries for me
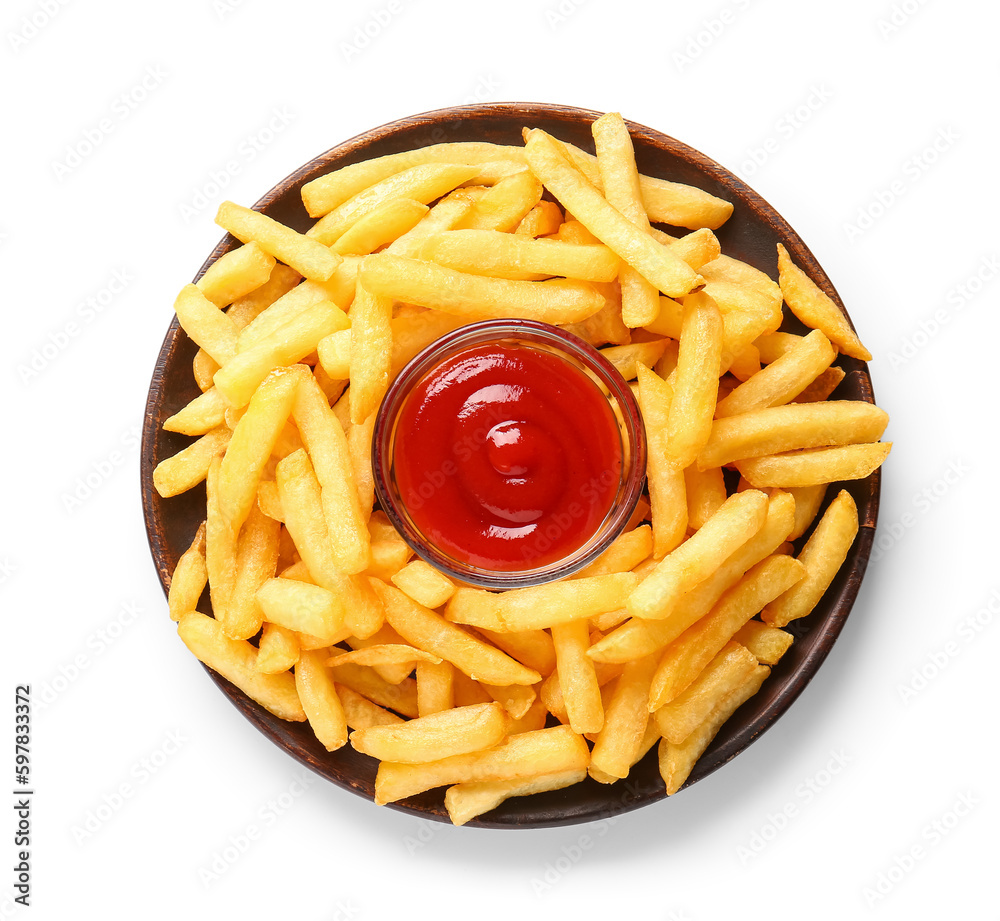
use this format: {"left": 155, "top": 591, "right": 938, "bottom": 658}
{"left": 155, "top": 112, "right": 890, "bottom": 825}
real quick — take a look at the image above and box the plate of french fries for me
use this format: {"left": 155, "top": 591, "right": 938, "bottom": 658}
{"left": 141, "top": 103, "right": 888, "bottom": 827}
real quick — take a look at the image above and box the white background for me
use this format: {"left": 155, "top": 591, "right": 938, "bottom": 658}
{"left": 3, "top": 0, "right": 997, "bottom": 918}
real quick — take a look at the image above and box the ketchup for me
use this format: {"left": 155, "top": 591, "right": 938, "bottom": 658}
{"left": 392, "top": 342, "right": 623, "bottom": 571}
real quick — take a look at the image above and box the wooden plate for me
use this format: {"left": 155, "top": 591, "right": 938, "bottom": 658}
{"left": 141, "top": 102, "right": 880, "bottom": 828}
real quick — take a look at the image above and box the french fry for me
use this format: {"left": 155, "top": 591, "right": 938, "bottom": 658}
{"left": 255, "top": 576, "right": 347, "bottom": 645}
{"left": 446, "top": 573, "right": 639, "bottom": 632}
{"left": 197, "top": 242, "right": 276, "bottom": 308}
{"left": 635, "top": 365, "right": 687, "bottom": 557}
{"left": 684, "top": 465, "right": 727, "bottom": 531}
{"left": 794, "top": 366, "right": 846, "bottom": 403}
{"left": 325, "top": 644, "right": 442, "bottom": 669}
{"left": 589, "top": 491, "right": 795, "bottom": 664}
{"left": 652, "top": 641, "right": 758, "bottom": 744}
{"left": 445, "top": 768, "right": 588, "bottom": 826}
{"left": 666, "top": 291, "right": 723, "bottom": 469}
{"left": 787, "top": 484, "right": 828, "bottom": 540}
{"left": 223, "top": 503, "right": 280, "bottom": 640}
{"left": 359, "top": 253, "right": 606, "bottom": 324}
{"left": 349, "top": 282, "right": 392, "bottom": 424}
{"left": 237, "top": 282, "right": 327, "bottom": 352}
{"left": 153, "top": 426, "right": 232, "bottom": 498}
{"left": 173, "top": 284, "right": 239, "bottom": 366}
{"left": 292, "top": 373, "right": 371, "bottom": 574}
{"left": 390, "top": 559, "right": 457, "bottom": 609}
{"left": 163, "top": 387, "right": 228, "bottom": 437}
{"left": 777, "top": 244, "right": 872, "bottom": 361}
{"left": 715, "top": 329, "right": 837, "bottom": 418}
{"left": 307, "top": 164, "right": 480, "bottom": 244}
{"left": 216, "top": 201, "right": 340, "bottom": 282}
{"left": 737, "top": 442, "right": 892, "bottom": 488}
{"left": 592, "top": 111, "right": 661, "bottom": 328}
{"left": 301, "top": 143, "right": 525, "bottom": 217}
{"left": 294, "top": 648, "right": 348, "bottom": 751}
{"left": 455, "top": 169, "right": 543, "bottom": 232}
{"left": 647, "top": 554, "right": 804, "bottom": 709}
{"left": 374, "top": 724, "right": 590, "bottom": 805}
{"left": 177, "top": 611, "right": 305, "bottom": 721}
{"left": 385, "top": 191, "right": 478, "bottom": 258}
{"left": 330, "top": 663, "right": 419, "bottom": 718}
{"left": 515, "top": 199, "right": 563, "bottom": 237}
{"left": 331, "top": 197, "right": 429, "bottom": 255}
{"left": 627, "top": 489, "right": 770, "bottom": 622}
{"left": 420, "top": 229, "right": 620, "bottom": 282}
{"left": 472, "top": 627, "right": 557, "bottom": 678}
{"left": 572, "top": 524, "right": 652, "bottom": 579}
{"left": 167, "top": 522, "right": 208, "bottom": 621}
{"left": 763, "top": 489, "right": 860, "bottom": 627}
{"left": 373, "top": 581, "right": 541, "bottom": 686}
{"left": 351, "top": 702, "right": 509, "bottom": 764}
{"left": 659, "top": 665, "right": 770, "bottom": 794}
{"left": 523, "top": 129, "right": 701, "bottom": 297}
{"left": 256, "top": 622, "right": 300, "bottom": 674}
{"left": 697, "top": 402, "right": 890, "bottom": 470}
{"left": 551, "top": 619, "right": 604, "bottom": 734}
{"left": 213, "top": 300, "right": 349, "bottom": 408}
{"left": 216, "top": 366, "right": 302, "bottom": 533}
{"left": 338, "top": 683, "right": 405, "bottom": 729}
{"left": 416, "top": 660, "right": 455, "bottom": 717}
{"left": 733, "top": 621, "right": 794, "bottom": 665}
{"left": 589, "top": 653, "right": 658, "bottom": 780}
{"left": 599, "top": 340, "right": 668, "bottom": 381}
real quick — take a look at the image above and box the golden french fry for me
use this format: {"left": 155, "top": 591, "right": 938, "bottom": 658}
{"left": 445, "top": 768, "right": 587, "bottom": 826}
{"left": 628, "top": 489, "right": 770, "bottom": 622}
{"left": 359, "top": 252, "right": 606, "bottom": 324}
{"left": 572, "top": 524, "right": 652, "bottom": 579}
{"left": 197, "top": 242, "right": 276, "bottom": 308}
{"left": 330, "top": 663, "right": 418, "bottom": 718}
{"left": 374, "top": 724, "right": 590, "bottom": 805}
{"left": 794, "top": 366, "right": 846, "bottom": 403}
{"left": 648, "top": 554, "right": 804, "bottom": 709}
{"left": 237, "top": 281, "right": 327, "bottom": 352}
{"left": 168, "top": 522, "right": 208, "bottom": 621}
{"left": 599, "top": 340, "right": 669, "bottom": 381}
{"left": 666, "top": 291, "right": 723, "bottom": 468}
{"left": 173, "top": 284, "right": 239, "bottom": 366}
{"left": 223, "top": 503, "right": 280, "bottom": 640}
{"left": 295, "top": 648, "right": 348, "bottom": 751}
{"left": 153, "top": 426, "right": 231, "bottom": 498}
{"left": 386, "top": 191, "right": 478, "bottom": 258}
{"left": 733, "top": 621, "right": 794, "bottom": 665}
{"left": 163, "top": 387, "right": 228, "bottom": 437}
{"left": 446, "top": 573, "right": 639, "bottom": 632}
{"left": 786, "top": 484, "right": 828, "bottom": 540}
{"left": 589, "top": 653, "right": 658, "bottom": 780}
{"left": 255, "top": 576, "right": 347, "bottom": 645}
{"left": 551, "top": 619, "right": 604, "bottom": 735}
{"left": 777, "top": 244, "right": 872, "bottom": 361}
{"left": 416, "top": 659, "right": 455, "bottom": 717}
{"left": 325, "top": 644, "right": 442, "bottom": 669}
{"left": 763, "top": 489, "right": 860, "bottom": 627}
{"left": 373, "top": 581, "right": 541, "bottom": 687}
{"left": 697, "top": 401, "right": 890, "bottom": 470}
{"left": 308, "top": 164, "right": 480, "bottom": 244}
{"left": 420, "top": 229, "right": 620, "bottom": 282}
{"left": 715, "top": 329, "right": 837, "bottom": 418}
{"left": 473, "top": 627, "right": 557, "bottom": 678}
{"left": 338, "top": 682, "right": 406, "bottom": 729}
{"left": 684, "top": 465, "right": 727, "bottom": 531}
{"left": 301, "top": 144, "right": 524, "bottom": 217}
{"left": 652, "top": 641, "right": 758, "bottom": 744}
{"left": 177, "top": 611, "right": 305, "bottom": 721}
{"left": 349, "top": 282, "right": 392, "bottom": 424}
{"left": 390, "top": 559, "right": 457, "bottom": 609}
{"left": 216, "top": 201, "right": 340, "bottom": 282}
{"left": 213, "top": 300, "right": 349, "bottom": 408}
{"left": 589, "top": 491, "right": 795, "bottom": 664}
{"left": 737, "top": 442, "right": 892, "bottom": 488}
{"left": 592, "top": 112, "right": 661, "bottom": 328}
{"left": 292, "top": 372, "right": 371, "bottom": 574}
{"left": 216, "top": 365, "right": 302, "bottom": 533}
{"left": 515, "top": 199, "right": 563, "bottom": 237}
{"left": 523, "top": 129, "right": 701, "bottom": 297}
{"left": 659, "top": 665, "right": 770, "bottom": 794}
{"left": 256, "top": 622, "right": 300, "bottom": 674}
{"left": 635, "top": 365, "right": 688, "bottom": 557}
{"left": 350, "top": 702, "right": 508, "bottom": 764}
{"left": 456, "top": 169, "right": 543, "bottom": 232}
{"left": 332, "top": 197, "right": 429, "bottom": 255}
